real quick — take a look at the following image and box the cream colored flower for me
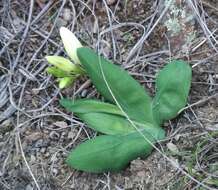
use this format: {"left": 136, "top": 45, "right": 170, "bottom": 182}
{"left": 59, "top": 27, "right": 82, "bottom": 64}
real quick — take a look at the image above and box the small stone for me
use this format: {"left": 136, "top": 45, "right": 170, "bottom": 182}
{"left": 1, "top": 119, "right": 11, "bottom": 127}
{"left": 63, "top": 8, "right": 71, "bottom": 21}
{"left": 167, "top": 142, "right": 179, "bottom": 154}
{"left": 25, "top": 132, "right": 42, "bottom": 142}
{"left": 51, "top": 155, "right": 58, "bottom": 162}
{"left": 56, "top": 18, "right": 67, "bottom": 28}
{"left": 25, "top": 184, "right": 33, "bottom": 190}
{"left": 130, "top": 159, "right": 145, "bottom": 172}
{"left": 35, "top": 139, "right": 48, "bottom": 148}
{"left": 60, "top": 168, "right": 65, "bottom": 174}
{"left": 107, "top": 0, "right": 116, "bottom": 5}
{"left": 49, "top": 131, "right": 60, "bottom": 140}
{"left": 40, "top": 147, "right": 46, "bottom": 153}
{"left": 53, "top": 121, "right": 68, "bottom": 129}
{"left": 170, "top": 157, "right": 179, "bottom": 168}
{"left": 30, "top": 155, "right": 36, "bottom": 163}
{"left": 61, "top": 131, "right": 66, "bottom": 137}
{"left": 137, "top": 170, "right": 146, "bottom": 178}
{"left": 67, "top": 131, "right": 75, "bottom": 139}
{"left": 52, "top": 168, "right": 58, "bottom": 176}
{"left": 0, "top": 119, "right": 13, "bottom": 134}
{"left": 31, "top": 88, "right": 40, "bottom": 95}
{"left": 35, "top": 139, "right": 44, "bottom": 148}
{"left": 174, "top": 134, "right": 181, "bottom": 141}
{"left": 45, "top": 152, "right": 50, "bottom": 158}
{"left": 81, "top": 89, "right": 88, "bottom": 97}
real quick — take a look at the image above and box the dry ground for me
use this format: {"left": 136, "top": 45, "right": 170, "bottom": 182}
{"left": 0, "top": 0, "right": 218, "bottom": 190}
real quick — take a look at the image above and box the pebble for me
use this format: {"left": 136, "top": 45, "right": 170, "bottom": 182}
{"left": 107, "top": 0, "right": 116, "bottom": 5}
{"left": 67, "top": 131, "right": 75, "bottom": 139}
{"left": 30, "top": 155, "right": 36, "bottom": 163}
{"left": 136, "top": 170, "right": 146, "bottom": 178}
{"left": 40, "top": 147, "right": 46, "bottom": 153}
{"left": 53, "top": 121, "right": 68, "bottom": 128}
{"left": 63, "top": 8, "right": 71, "bottom": 21}
{"left": 130, "top": 159, "right": 145, "bottom": 172}
{"left": 0, "top": 119, "right": 13, "bottom": 134}
{"left": 167, "top": 142, "right": 179, "bottom": 154}
{"left": 35, "top": 139, "right": 48, "bottom": 148}
{"left": 56, "top": 18, "right": 67, "bottom": 28}
{"left": 61, "top": 131, "right": 66, "bottom": 137}
{"left": 81, "top": 89, "right": 88, "bottom": 97}
{"left": 25, "top": 184, "right": 33, "bottom": 190}
{"left": 25, "top": 132, "right": 42, "bottom": 142}
{"left": 45, "top": 152, "right": 50, "bottom": 158}
{"left": 35, "top": 139, "right": 44, "bottom": 148}
{"left": 52, "top": 168, "right": 58, "bottom": 176}
{"left": 49, "top": 131, "right": 60, "bottom": 140}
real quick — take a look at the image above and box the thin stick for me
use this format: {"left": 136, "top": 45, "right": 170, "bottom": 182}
{"left": 179, "top": 93, "right": 218, "bottom": 113}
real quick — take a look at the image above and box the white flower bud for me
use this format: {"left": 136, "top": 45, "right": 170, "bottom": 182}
{"left": 59, "top": 27, "right": 82, "bottom": 64}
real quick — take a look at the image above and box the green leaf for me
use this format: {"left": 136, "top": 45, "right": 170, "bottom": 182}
{"left": 46, "top": 56, "right": 78, "bottom": 72}
{"left": 58, "top": 77, "right": 75, "bottom": 89}
{"left": 66, "top": 127, "right": 165, "bottom": 173}
{"left": 77, "top": 47, "right": 154, "bottom": 125}
{"left": 46, "top": 55, "right": 85, "bottom": 74}
{"left": 60, "top": 99, "right": 124, "bottom": 116}
{"left": 152, "top": 60, "right": 192, "bottom": 124}
{"left": 77, "top": 112, "right": 135, "bottom": 135}
{"left": 46, "top": 67, "right": 69, "bottom": 78}
{"left": 60, "top": 98, "right": 140, "bottom": 135}
{"left": 60, "top": 99, "right": 159, "bottom": 135}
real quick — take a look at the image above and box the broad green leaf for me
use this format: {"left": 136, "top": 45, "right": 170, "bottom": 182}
{"left": 152, "top": 60, "right": 192, "bottom": 124}
{"left": 60, "top": 99, "right": 124, "bottom": 116}
{"left": 66, "top": 127, "right": 165, "bottom": 172}
{"left": 77, "top": 47, "right": 154, "bottom": 125}
{"left": 60, "top": 99, "right": 158, "bottom": 135}
{"left": 77, "top": 112, "right": 134, "bottom": 135}
{"left": 74, "top": 111, "right": 160, "bottom": 135}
